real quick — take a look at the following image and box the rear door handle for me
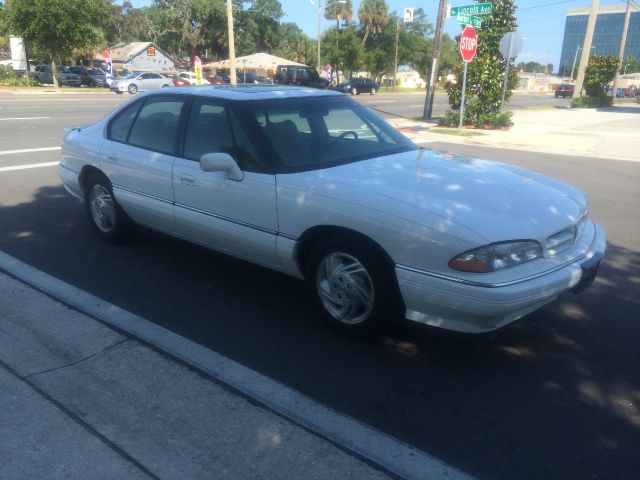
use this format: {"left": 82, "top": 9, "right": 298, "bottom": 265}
{"left": 180, "top": 173, "right": 195, "bottom": 186}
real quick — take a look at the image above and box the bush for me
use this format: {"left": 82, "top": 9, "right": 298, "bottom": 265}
{"left": 439, "top": 110, "right": 512, "bottom": 129}
{"left": 0, "top": 65, "right": 41, "bottom": 86}
{"left": 570, "top": 96, "right": 613, "bottom": 108}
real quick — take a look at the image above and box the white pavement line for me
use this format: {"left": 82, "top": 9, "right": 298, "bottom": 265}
{"left": 0, "top": 250, "right": 476, "bottom": 480}
{"left": 0, "top": 147, "right": 61, "bottom": 156}
{"left": 0, "top": 116, "right": 51, "bottom": 121}
{"left": 0, "top": 162, "right": 59, "bottom": 173}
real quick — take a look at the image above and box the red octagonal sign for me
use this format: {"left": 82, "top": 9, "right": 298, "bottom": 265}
{"left": 459, "top": 26, "right": 478, "bottom": 62}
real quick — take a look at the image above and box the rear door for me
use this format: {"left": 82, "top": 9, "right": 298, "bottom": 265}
{"left": 100, "top": 95, "right": 187, "bottom": 231}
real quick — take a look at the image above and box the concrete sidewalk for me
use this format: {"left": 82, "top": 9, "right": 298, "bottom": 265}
{"left": 0, "top": 270, "right": 392, "bottom": 480}
{"left": 388, "top": 104, "right": 640, "bottom": 162}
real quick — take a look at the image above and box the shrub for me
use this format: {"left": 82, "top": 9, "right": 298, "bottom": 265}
{"left": 0, "top": 65, "right": 40, "bottom": 86}
{"left": 438, "top": 110, "right": 512, "bottom": 129}
{"left": 570, "top": 96, "right": 613, "bottom": 108}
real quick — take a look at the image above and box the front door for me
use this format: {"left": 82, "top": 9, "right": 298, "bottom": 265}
{"left": 172, "top": 98, "right": 280, "bottom": 269}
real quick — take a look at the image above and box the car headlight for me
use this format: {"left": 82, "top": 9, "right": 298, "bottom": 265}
{"left": 449, "top": 241, "right": 542, "bottom": 273}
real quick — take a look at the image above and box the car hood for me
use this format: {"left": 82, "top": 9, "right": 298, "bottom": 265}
{"left": 285, "top": 148, "right": 587, "bottom": 243}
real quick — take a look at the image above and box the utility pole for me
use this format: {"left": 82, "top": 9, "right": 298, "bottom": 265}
{"left": 423, "top": 0, "right": 447, "bottom": 119}
{"left": 226, "top": 0, "right": 237, "bottom": 85}
{"left": 393, "top": 20, "right": 399, "bottom": 92}
{"left": 612, "top": 0, "right": 632, "bottom": 98}
{"left": 574, "top": 0, "right": 599, "bottom": 97}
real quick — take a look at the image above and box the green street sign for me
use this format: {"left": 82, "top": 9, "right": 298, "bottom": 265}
{"left": 456, "top": 13, "right": 484, "bottom": 28}
{"left": 451, "top": 3, "right": 493, "bottom": 17}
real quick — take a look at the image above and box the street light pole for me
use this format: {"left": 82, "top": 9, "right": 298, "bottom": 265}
{"left": 571, "top": 45, "right": 582, "bottom": 80}
{"left": 612, "top": 0, "right": 632, "bottom": 100}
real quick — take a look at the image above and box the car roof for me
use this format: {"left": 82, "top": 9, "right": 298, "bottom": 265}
{"left": 136, "top": 85, "right": 343, "bottom": 101}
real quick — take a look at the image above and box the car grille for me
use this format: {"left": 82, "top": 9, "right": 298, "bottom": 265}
{"left": 545, "top": 216, "right": 587, "bottom": 256}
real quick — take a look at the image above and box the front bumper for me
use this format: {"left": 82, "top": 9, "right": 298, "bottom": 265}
{"left": 396, "top": 222, "right": 606, "bottom": 333}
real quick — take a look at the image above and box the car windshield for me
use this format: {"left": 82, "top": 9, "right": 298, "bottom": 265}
{"left": 238, "top": 96, "right": 417, "bottom": 173}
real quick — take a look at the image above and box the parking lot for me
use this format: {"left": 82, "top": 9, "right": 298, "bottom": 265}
{"left": 1, "top": 91, "right": 639, "bottom": 480}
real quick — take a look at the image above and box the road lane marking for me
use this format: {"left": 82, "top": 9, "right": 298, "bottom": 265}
{"left": 0, "top": 116, "right": 51, "bottom": 121}
{"left": 0, "top": 161, "right": 59, "bottom": 172}
{"left": 0, "top": 250, "right": 476, "bottom": 480}
{"left": 0, "top": 147, "right": 61, "bottom": 156}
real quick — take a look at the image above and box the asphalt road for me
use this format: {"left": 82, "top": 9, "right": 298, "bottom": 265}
{"left": 1, "top": 92, "right": 639, "bottom": 480}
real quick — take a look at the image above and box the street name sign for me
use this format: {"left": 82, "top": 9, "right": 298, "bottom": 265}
{"left": 450, "top": 3, "right": 493, "bottom": 17}
{"left": 459, "top": 26, "right": 478, "bottom": 62}
{"left": 457, "top": 13, "right": 483, "bottom": 28}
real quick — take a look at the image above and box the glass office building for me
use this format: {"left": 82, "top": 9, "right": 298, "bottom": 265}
{"left": 559, "top": 4, "right": 640, "bottom": 76}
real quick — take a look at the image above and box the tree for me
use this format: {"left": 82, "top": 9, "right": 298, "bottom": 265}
{"left": 583, "top": 55, "right": 618, "bottom": 97}
{"left": 324, "top": 0, "right": 353, "bottom": 31}
{"left": 6, "top": 0, "right": 109, "bottom": 86}
{"left": 274, "top": 23, "right": 315, "bottom": 65}
{"left": 358, "top": 0, "right": 389, "bottom": 47}
{"left": 0, "top": 2, "right": 9, "bottom": 58}
{"left": 444, "top": 0, "right": 518, "bottom": 125}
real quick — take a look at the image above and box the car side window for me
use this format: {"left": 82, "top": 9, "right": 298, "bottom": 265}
{"left": 127, "top": 97, "right": 185, "bottom": 154}
{"left": 108, "top": 101, "right": 143, "bottom": 143}
{"left": 183, "top": 101, "right": 235, "bottom": 162}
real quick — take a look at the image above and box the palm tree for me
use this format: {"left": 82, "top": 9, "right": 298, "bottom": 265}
{"left": 358, "top": 0, "right": 388, "bottom": 47}
{"left": 324, "top": 0, "right": 353, "bottom": 33}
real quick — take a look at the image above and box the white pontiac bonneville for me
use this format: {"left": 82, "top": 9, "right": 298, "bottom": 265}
{"left": 59, "top": 87, "right": 606, "bottom": 337}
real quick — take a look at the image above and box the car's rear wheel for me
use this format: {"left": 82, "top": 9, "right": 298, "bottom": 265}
{"left": 128, "top": 84, "right": 138, "bottom": 94}
{"left": 84, "top": 173, "right": 134, "bottom": 243}
{"left": 305, "top": 236, "right": 402, "bottom": 338}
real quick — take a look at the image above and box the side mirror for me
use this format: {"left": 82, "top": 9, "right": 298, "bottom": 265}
{"left": 199, "top": 152, "right": 243, "bottom": 181}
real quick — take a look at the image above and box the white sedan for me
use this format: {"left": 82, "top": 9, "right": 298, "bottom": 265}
{"left": 177, "top": 71, "right": 210, "bottom": 85}
{"left": 58, "top": 87, "right": 606, "bottom": 337}
{"left": 110, "top": 71, "right": 172, "bottom": 94}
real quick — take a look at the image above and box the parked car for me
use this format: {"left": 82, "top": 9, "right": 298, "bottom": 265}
{"left": 207, "top": 75, "right": 227, "bottom": 85}
{"left": 67, "top": 66, "right": 109, "bottom": 87}
{"left": 274, "top": 65, "right": 329, "bottom": 89}
{"left": 58, "top": 86, "right": 605, "bottom": 337}
{"left": 622, "top": 86, "right": 637, "bottom": 98}
{"left": 33, "top": 64, "right": 81, "bottom": 87}
{"left": 554, "top": 84, "right": 575, "bottom": 98}
{"left": 333, "top": 77, "right": 378, "bottom": 95}
{"left": 109, "top": 71, "right": 173, "bottom": 94}
{"left": 171, "top": 76, "right": 190, "bottom": 87}
{"left": 177, "top": 71, "right": 210, "bottom": 85}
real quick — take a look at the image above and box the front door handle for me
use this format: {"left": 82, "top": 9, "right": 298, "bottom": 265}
{"left": 104, "top": 154, "right": 118, "bottom": 162}
{"left": 180, "top": 173, "right": 195, "bottom": 186}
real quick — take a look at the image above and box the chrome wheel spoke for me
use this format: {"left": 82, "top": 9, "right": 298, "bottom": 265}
{"left": 316, "top": 252, "right": 375, "bottom": 325}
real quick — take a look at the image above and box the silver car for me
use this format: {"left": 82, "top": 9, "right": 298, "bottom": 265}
{"left": 110, "top": 71, "right": 172, "bottom": 94}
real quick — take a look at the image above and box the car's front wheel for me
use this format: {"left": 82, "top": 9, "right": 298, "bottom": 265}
{"left": 128, "top": 84, "right": 138, "bottom": 94}
{"left": 305, "top": 237, "right": 402, "bottom": 338}
{"left": 84, "top": 173, "right": 134, "bottom": 243}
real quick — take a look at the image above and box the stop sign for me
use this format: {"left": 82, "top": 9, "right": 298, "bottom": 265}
{"left": 459, "top": 26, "right": 478, "bottom": 62}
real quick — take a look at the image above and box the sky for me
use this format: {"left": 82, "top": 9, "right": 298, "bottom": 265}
{"left": 128, "top": 0, "right": 631, "bottom": 72}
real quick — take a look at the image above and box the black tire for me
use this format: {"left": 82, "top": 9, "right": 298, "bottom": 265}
{"left": 305, "top": 236, "right": 403, "bottom": 338}
{"left": 115, "top": 91, "right": 123, "bottom": 94}
{"left": 84, "top": 173, "right": 134, "bottom": 243}
{"left": 128, "top": 84, "right": 138, "bottom": 94}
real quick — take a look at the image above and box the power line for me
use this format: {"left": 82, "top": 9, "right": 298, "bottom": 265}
{"left": 518, "top": 0, "right": 581, "bottom": 11}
